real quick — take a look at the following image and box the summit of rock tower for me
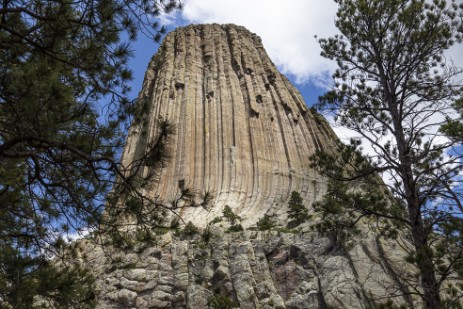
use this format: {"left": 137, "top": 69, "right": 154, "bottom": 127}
{"left": 120, "top": 23, "right": 337, "bottom": 227}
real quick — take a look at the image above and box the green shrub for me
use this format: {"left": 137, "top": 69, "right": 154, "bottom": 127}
{"left": 211, "top": 216, "right": 222, "bottom": 224}
{"left": 170, "top": 217, "right": 180, "bottom": 229}
{"left": 222, "top": 205, "right": 241, "bottom": 225}
{"left": 183, "top": 221, "right": 199, "bottom": 236}
{"left": 135, "top": 228, "right": 153, "bottom": 242}
{"left": 202, "top": 222, "right": 213, "bottom": 244}
{"left": 227, "top": 224, "right": 244, "bottom": 232}
{"left": 256, "top": 214, "right": 275, "bottom": 231}
{"left": 154, "top": 227, "right": 169, "bottom": 235}
{"left": 110, "top": 231, "right": 134, "bottom": 250}
{"left": 287, "top": 191, "right": 309, "bottom": 227}
{"left": 207, "top": 294, "right": 238, "bottom": 309}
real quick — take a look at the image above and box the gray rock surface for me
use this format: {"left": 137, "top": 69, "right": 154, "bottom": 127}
{"left": 76, "top": 229, "right": 416, "bottom": 309}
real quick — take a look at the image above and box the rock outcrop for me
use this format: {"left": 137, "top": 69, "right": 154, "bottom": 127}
{"left": 77, "top": 228, "right": 417, "bottom": 309}
{"left": 76, "top": 24, "right": 424, "bottom": 309}
{"left": 121, "top": 24, "right": 336, "bottom": 226}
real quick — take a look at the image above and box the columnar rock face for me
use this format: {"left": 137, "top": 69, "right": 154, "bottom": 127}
{"left": 83, "top": 228, "right": 417, "bottom": 309}
{"left": 78, "top": 24, "right": 425, "bottom": 309}
{"left": 121, "top": 24, "right": 336, "bottom": 225}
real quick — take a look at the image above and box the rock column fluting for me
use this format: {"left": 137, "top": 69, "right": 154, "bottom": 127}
{"left": 79, "top": 24, "right": 426, "bottom": 309}
{"left": 121, "top": 24, "right": 336, "bottom": 225}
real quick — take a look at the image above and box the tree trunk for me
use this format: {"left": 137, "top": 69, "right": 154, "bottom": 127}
{"left": 390, "top": 101, "right": 442, "bottom": 309}
{"left": 407, "top": 199, "right": 442, "bottom": 309}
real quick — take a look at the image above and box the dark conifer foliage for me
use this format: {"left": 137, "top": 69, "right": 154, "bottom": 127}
{"left": 311, "top": 1, "right": 463, "bottom": 308}
{"left": 287, "top": 191, "right": 309, "bottom": 227}
{"left": 0, "top": 0, "right": 180, "bottom": 307}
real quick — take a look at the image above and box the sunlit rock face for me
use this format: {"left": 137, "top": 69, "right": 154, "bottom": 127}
{"left": 121, "top": 24, "right": 336, "bottom": 226}
{"left": 80, "top": 25, "right": 424, "bottom": 309}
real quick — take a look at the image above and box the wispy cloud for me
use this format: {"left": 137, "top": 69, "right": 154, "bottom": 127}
{"left": 172, "top": 0, "right": 463, "bottom": 87}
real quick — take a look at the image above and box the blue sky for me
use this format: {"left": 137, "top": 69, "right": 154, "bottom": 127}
{"left": 126, "top": 0, "right": 340, "bottom": 108}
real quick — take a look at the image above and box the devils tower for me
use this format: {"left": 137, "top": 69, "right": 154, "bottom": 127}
{"left": 121, "top": 24, "right": 336, "bottom": 226}
{"left": 74, "top": 24, "right": 420, "bottom": 309}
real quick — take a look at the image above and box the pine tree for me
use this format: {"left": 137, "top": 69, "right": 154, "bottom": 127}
{"left": 311, "top": 1, "right": 463, "bottom": 307}
{"left": 0, "top": 0, "right": 181, "bottom": 307}
{"left": 257, "top": 214, "right": 275, "bottom": 231}
{"left": 287, "top": 191, "right": 309, "bottom": 226}
{"left": 223, "top": 205, "right": 241, "bottom": 226}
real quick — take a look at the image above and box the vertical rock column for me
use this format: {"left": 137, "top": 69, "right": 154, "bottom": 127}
{"left": 120, "top": 24, "right": 338, "bottom": 226}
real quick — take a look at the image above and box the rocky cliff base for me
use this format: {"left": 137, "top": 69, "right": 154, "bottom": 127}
{"left": 76, "top": 227, "right": 419, "bottom": 309}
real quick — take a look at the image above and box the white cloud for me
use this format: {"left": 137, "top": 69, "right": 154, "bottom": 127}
{"left": 179, "top": 0, "right": 339, "bottom": 85}
{"left": 173, "top": 0, "right": 463, "bottom": 165}
{"left": 175, "top": 0, "right": 463, "bottom": 87}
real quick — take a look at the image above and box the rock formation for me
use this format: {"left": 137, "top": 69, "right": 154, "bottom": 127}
{"left": 80, "top": 229, "right": 417, "bottom": 309}
{"left": 121, "top": 24, "right": 336, "bottom": 226}
{"left": 75, "top": 24, "right": 425, "bottom": 309}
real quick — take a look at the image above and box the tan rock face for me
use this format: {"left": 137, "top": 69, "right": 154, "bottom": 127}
{"left": 77, "top": 25, "right": 425, "bottom": 309}
{"left": 121, "top": 24, "right": 336, "bottom": 226}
